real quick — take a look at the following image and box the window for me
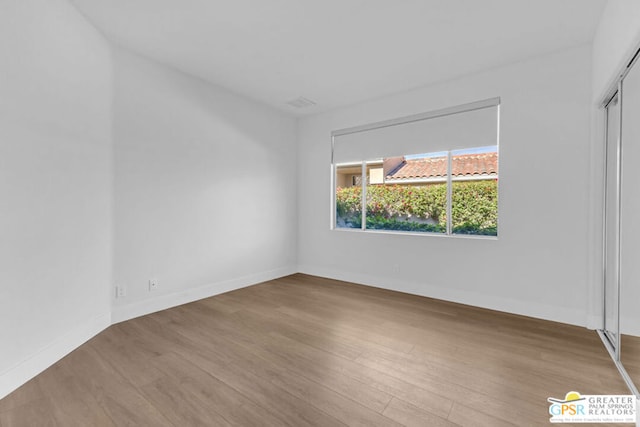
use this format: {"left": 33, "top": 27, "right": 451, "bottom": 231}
{"left": 332, "top": 98, "right": 499, "bottom": 237}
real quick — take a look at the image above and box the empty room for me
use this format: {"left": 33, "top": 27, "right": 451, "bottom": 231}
{"left": 2, "top": 0, "right": 640, "bottom": 425}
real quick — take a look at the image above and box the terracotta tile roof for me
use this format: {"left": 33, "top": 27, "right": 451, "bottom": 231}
{"left": 386, "top": 152, "right": 498, "bottom": 181}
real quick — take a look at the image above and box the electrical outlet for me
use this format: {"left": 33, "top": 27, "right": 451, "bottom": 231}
{"left": 149, "top": 278, "right": 158, "bottom": 291}
{"left": 115, "top": 285, "right": 126, "bottom": 298}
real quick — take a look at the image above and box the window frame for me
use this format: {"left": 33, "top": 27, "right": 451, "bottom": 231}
{"left": 330, "top": 97, "right": 500, "bottom": 238}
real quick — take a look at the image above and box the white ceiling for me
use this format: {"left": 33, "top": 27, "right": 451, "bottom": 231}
{"left": 70, "top": 0, "right": 607, "bottom": 115}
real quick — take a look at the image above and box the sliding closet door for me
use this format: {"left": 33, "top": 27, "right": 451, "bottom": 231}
{"left": 620, "top": 55, "right": 640, "bottom": 387}
{"left": 603, "top": 92, "right": 621, "bottom": 354}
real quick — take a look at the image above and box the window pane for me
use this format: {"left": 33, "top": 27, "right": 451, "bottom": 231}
{"left": 451, "top": 146, "right": 498, "bottom": 236}
{"left": 365, "top": 153, "right": 447, "bottom": 233}
{"left": 335, "top": 163, "right": 362, "bottom": 229}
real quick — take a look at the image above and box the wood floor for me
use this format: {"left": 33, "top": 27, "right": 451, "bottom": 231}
{"left": 0, "top": 274, "right": 632, "bottom": 426}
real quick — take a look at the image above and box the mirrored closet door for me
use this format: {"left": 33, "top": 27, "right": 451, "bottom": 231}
{"left": 600, "top": 49, "right": 640, "bottom": 398}
{"left": 619, "top": 49, "right": 640, "bottom": 396}
{"left": 603, "top": 91, "right": 620, "bottom": 354}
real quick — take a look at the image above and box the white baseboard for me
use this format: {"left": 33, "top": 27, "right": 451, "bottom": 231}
{"left": 111, "top": 265, "right": 297, "bottom": 324}
{"left": 298, "top": 264, "right": 586, "bottom": 327}
{"left": 0, "top": 312, "right": 111, "bottom": 400}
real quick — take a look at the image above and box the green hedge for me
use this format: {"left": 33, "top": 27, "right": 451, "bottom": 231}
{"left": 336, "top": 180, "right": 497, "bottom": 235}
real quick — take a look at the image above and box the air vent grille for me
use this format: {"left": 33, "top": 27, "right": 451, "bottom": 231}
{"left": 286, "top": 96, "right": 316, "bottom": 109}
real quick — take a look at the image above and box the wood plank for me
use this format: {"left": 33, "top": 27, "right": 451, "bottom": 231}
{"left": 57, "top": 345, "right": 172, "bottom": 426}
{"left": 0, "top": 398, "right": 59, "bottom": 427}
{"left": 382, "top": 397, "right": 457, "bottom": 427}
{"left": 33, "top": 363, "right": 116, "bottom": 427}
{"left": 139, "top": 376, "right": 232, "bottom": 426}
{"left": 446, "top": 402, "right": 516, "bottom": 427}
{"left": 177, "top": 347, "right": 348, "bottom": 427}
{"left": 148, "top": 351, "right": 286, "bottom": 427}
{"left": 261, "top": 331, "right": 454, "bottom": 419}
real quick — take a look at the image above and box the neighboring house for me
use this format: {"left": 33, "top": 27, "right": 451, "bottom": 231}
{"left": 337, "top": 152, "right": 498, "bottom": 187}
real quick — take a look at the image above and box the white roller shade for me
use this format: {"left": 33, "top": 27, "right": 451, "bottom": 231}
{"left": 333, "top": 99, "right": 499, "bottom": 163}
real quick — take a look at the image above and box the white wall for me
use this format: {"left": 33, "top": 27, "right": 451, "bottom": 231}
{"left": 111, "top": 48, "right": 297, "bottom": 322}
{"left": 0, "top": 0, "right": 113, "bottom": 398}
{"left": 298, "top": 45, "right": 593, "bottom": 327}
